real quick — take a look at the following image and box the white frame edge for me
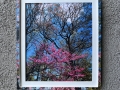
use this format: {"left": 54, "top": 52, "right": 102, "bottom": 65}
{"left": 21, "top": 0, "right": 98, "bottom": 87}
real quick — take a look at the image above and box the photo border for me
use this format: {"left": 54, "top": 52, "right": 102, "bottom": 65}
{"left": 20, "top": 0, "right": 99, "bottom": 87}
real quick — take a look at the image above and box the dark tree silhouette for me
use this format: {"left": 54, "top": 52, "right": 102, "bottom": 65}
{"left": 25, "top": 3, "right": 92, "bottom": 81}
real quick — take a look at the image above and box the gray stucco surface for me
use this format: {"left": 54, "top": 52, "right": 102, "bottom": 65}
{"left": 0, "top": 0, "right": 120, "bottom": 90}
{"left": 0, "top": 0, "right": 17, "bottom": 90}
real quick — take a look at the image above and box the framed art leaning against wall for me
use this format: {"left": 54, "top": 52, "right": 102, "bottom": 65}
{"left": 19, "top": 0, "right": 100, "bottom": 88}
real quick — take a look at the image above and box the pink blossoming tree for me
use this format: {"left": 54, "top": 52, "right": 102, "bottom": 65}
{"left": 27, "top": 43, "right": 87, "bottom": 81}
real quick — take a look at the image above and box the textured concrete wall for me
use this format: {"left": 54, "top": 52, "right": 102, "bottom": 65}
{"left": 0, "top": 0, "right": 120, "bottom": 90}
{"left": 101, "top": 0, "right": 120, "bottom": 89}
{"left": 0, "top": 0, "right": 16, "bottom": 90}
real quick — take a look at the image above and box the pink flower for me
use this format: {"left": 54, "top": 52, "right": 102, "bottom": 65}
{"left": 99, "top": 52, "right": 101, "bottom": 58}
{"left": 28, "top": 43, "right": 86, "bottom": 81}
{"left": 71, "top": 54, "right": 87, "bottom": 61}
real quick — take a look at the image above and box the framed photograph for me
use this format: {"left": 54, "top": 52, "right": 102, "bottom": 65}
{"left": 19, "top": 0, "right": 99, "bottom": 88}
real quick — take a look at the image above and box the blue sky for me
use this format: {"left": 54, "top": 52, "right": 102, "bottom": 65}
{"left": 26, "top": 3, "right": 92, "bottom": 62}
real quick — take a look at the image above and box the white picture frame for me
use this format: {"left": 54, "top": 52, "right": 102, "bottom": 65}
{"left": 20, "top": 0, "right": 99, "bottom": 87}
